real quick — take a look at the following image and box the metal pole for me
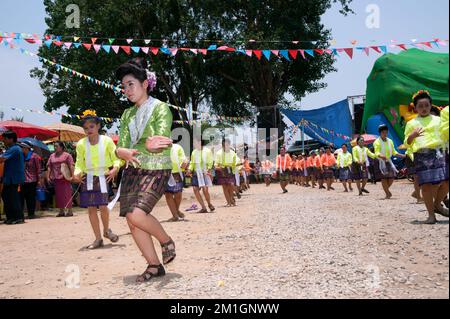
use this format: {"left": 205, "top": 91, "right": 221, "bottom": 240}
{"left": 301, "top": 120, "right": 305, "bottom": 153}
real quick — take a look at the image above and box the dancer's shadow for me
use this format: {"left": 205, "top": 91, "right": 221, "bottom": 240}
{"left": 78, "top": 243, "right": 127, "bottom": 252}
{"left": 410, "top": 220, "right": 449, "bottom": 225}
{"left": 122, "top": 272, "right": 183, "bottom": 289}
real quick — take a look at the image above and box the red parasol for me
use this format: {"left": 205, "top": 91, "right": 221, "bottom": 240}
{"left": 351, "top": 134, "right": 378, "bottom": 146}
{"left": 0, "top": 120, "right": 58, "bottom": 141}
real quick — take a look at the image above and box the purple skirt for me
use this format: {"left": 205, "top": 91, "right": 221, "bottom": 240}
{"left": 79, "top": 176, "right": 110, "bottom": 208}
{"left": 339, "top": 167, "right": 352, "bottom": 181}
{"left": 352, "top": 163, "right": 369, "bottom": 180}
{"left": 216, "top": 168, "right": 235, "bottom": 185}
{"left": 414, "top": 150, "right": 447, "bottom": 186}
{"left": 165, "top": 173, "right": 184, "bottom": 193}
{"left": 323, "top": 167, "right": 334, "bottom": 179}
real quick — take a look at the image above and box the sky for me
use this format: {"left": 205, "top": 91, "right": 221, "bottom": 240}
{"left": 0, "top": 0, "right": 449, "bottom": 133}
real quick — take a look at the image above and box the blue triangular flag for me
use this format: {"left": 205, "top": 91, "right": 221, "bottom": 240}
{"left": 332, "top": 49, "right": 339, "bottom": 56}
{"left": 56, "top": 36, "right": 62, "bottom": 41}
{"left": 20, "top": 48, "right": 25, "bottom": 54}
{"left": 262, "top": 50, "right": 271, "bottom": 60}
{"left": 44, "top": 39, "right": 53, "bottom": 47}
{"left": 73, "top": 42, "right": 81, "bottom": 48}
{"left": 279, "top": 50, "right": 290, "bottom": 61}
{"left": 236, "top": 49, "right": 246, "bottom": 55}
{"left": 102, "top": 45, "right": 111, "bottom": 53}
{"left": 380, "top": 45, "right": 388, "bottom": 54}
{"left": 207, "top": 44, "right": 217, "bottom": 50}
{"left": 160, "top": 47, "right": 171, "bottom": 55}
{"left": 305, "top": 49, "right": 314, "bottom": 57}
{"left": 431, "top": 41, "right": 439, "bottom": 48}
{"left": 131, "top": 46, "right": 140, "bottom": 53}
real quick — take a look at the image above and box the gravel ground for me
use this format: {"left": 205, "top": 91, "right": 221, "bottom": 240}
{"left": 0, "top": 180, "right": 448, "bottom": 299}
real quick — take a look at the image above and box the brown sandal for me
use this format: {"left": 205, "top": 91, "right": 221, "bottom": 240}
{"left": 208, "top": 204, "right": 215, "bottom": 212}
{"left": 161, "top": 238, "right": 176, "bottom": 265}
{"left": 104, "top": 229, "right": 119, "bottom": 243}
{"left": 198, "top": 208, "right": 208, "bottom": 214}
{"left": 136, "top": 264, "right": 165, "bottom": 283}
{"left": 87, "top": 239, "right": 104, "bottom": 249}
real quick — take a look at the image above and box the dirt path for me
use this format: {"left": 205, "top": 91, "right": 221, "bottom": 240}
{"left": 0, "top": 180, "right": 448, "bottom": 299}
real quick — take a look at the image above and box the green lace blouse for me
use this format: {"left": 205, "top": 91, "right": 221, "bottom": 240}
{"left": 117, "top": 100, "right": 173, "bottom": 170}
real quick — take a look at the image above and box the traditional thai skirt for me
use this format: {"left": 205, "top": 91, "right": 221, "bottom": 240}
{"left": 215, "top": 167, "right": 235, "bottom": 185}
{"left": 119, "top": 167, "right": 170, "bottom": 217}
{"left": 414, "top": 149, "right": 447, "bottom": 186}
{"left": 351, "top": 163, "right": 369, "bottom": 180}
{"left": 80, "top": 175, "right": 110, "bottom": 208}
{"left": 165, "top": 173, "right": 184, "bottom": 194}
{"left": 339, "top": 167, "right": 352, "bottom": 181}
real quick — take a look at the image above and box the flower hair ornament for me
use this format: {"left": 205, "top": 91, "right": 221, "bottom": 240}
{"left": 146, "top": 70, "right": 157, "bottom": 92}
{"left": 412, "top": 90, "right": 431, "bottom": 101}
{"left": 81, "top": 109, "right": 100, "bottom": 119}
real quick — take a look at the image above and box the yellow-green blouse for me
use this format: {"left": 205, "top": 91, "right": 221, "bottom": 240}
{"left": 74, "top": 136, "right": 121, "bottom": 176}
{"left": 404, "top": 114, "right": 443, "bottom": 153}
{"left": 188, "top": 148, "right": 214, "bottom": 171}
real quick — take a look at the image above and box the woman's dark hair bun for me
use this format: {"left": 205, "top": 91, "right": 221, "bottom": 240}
{"left": 116, "top": 58, "right": 148, "bottom": 82}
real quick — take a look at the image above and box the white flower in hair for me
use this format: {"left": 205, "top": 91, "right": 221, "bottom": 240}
{"left": 146, "top": 70, "right": 157, "bottom": 91}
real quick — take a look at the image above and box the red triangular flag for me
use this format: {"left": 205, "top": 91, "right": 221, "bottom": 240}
{"left": 371, "top": 46, "right": 381, "bottom": 53}
{"left": 91, "top": 37, "right": 97, "bottom": 44}
{"left": 397, "top": 44, "right": 407, "bottom": 51}
{"left": 0, "top": 36, "right": 4, "bottom": 44}
{"left": 121, "top": 46, "right": 131, "bottom": 55}
{"left": 82, "top": 43, "right": 92, "bottom": 50}
{"left": 288, "top": 50, "right": 298, "bottom": 59}
{"left": 253, "top": 50, "right": 262, "bottom": 60}
{"left": 151, "top": 47, "right": 159, "bottom": 55}
{"left": 421, "top": 42, "right": 432, "bottom": 48}
{"left": 343, "top": 48, "right": 353, "bottom": 59}
{"left": 53, "top": 40, "right": 62, "bottom": 47}
{"left": 199, "top": 49, "right": 207, "bottom": 55}
{"left": 314, "top": 49, "right": 324, "bottom": 55}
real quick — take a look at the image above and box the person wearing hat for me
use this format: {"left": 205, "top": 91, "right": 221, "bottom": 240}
{"left": 374, "top": 124, "right": 405, "bottom": 199}
{"left": 0, "top": 131, "right": 25, "bottom": 224}
{"left": 18, "top": 141, "right": 42, "bottom": 219}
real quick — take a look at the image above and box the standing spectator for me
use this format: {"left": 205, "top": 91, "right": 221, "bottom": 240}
{"left": 0, "top": 131, "right": 25, "bottom": 224}
{"left": 47, "top": 142, "right": 74, "bottom": 217}
{"left": 18, "top": 141, "right": 42, "bottom": 219}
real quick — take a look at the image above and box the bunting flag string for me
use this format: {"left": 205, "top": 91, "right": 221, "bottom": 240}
{"left": 301, "top": 119, "right": 352, "bottom": 141}
{"left": 3, "top": 105, "right": 252, "bottom": 126}
{"left": 302, "top": 121, "right": 336, "bottom": 147}
{"left": 1, "top": 31, "right": 447, "bottom": 61}
{"left": 2, "top": 44, "right": 253, "bottom": 124}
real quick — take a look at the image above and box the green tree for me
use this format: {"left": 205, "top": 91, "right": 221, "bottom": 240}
{"left": 32, "top": 0, "right": 353, "bottom": 134}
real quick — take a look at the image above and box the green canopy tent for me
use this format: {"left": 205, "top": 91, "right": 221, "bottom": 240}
{"left": 362, "top": 49, "right": 449, "bottom": 141}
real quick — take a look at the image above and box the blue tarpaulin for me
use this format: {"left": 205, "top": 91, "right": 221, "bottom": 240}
{"left": 281, "top": 99, "right": 352, "bottom": 147}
